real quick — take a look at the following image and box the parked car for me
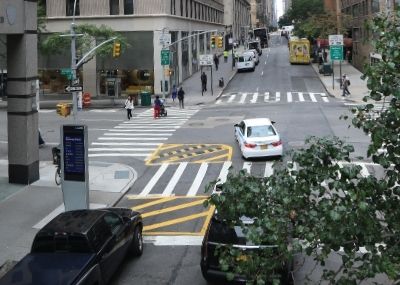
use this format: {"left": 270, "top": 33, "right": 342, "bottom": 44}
{"left": 244, "top": 50, "right": 259, "bottom": 65}
{"left": 236, "top": 54, "right": 255, "bottom": 72}
{"left": 234, "top": 118, "right": 283, "bottom": 159}
{"left": 0, "top": 208, "right": 143, "bottom": 285}
{"left": 201, "top": 211, "right": 294, "bottom": 284}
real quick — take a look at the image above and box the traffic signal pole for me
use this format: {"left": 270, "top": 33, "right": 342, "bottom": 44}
{"left": 71, "top": 3, "right": 78, "bottom": 121}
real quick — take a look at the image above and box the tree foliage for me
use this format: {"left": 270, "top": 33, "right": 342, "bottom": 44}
{"left": 206, "top": 10, "right": 400, "bottom": 285}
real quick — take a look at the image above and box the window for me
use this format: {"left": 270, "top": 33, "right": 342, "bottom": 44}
{"left": 91, "top": 219, "right": 112, "bottom": 251}
{"left": 66, "top": 0, "right": 79, "bottom": 16}
{"left": 124, "top": 0, "right": 133, "bottom": 15}
{"left": 180, "top": 0, "right": 183, "bottom": 16}
{"left": 171, "top": 0, "right": 176, "bottom": 15}
{"left": 104, "top": 213, "right": 123, "bottom": 234}
{"left": 39, "top": 0, "right": 47, "bottom": 16}
{"left": 186, "top": 0, "right": 188, "bottom": 17}
{"left": 371, "top": 0, "right": 380, "bottom": 13}
{"left": 110, "top": 0, "right": 119, "bottom": 15}
{"left": 247, "top": 125, "right": 276, "bottom": 138}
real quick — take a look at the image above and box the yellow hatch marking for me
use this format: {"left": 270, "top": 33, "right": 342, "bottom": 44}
{"left": 159, "top": 144, "right": 182, "bottom": 151}
{"left": 200, "top": 205, "right": 215, "bottom": 235}
{"left": 141, "top": 199, "right": 207, "bottom": 218}
{"left": 131, "top": 197, "right": 177, "bottom": 211}
{"left": 145, "top": 143, "right": 165, "bottom": 165}
{"left": 199, "top": 153, "right": 231, "bottom": 163}
{"left": 144, "top": 211, "right": 210, "bottom": 231}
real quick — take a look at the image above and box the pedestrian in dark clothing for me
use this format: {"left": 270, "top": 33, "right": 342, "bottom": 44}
{"left": 177, "top": 87, "right": 185, "bottom": 109}
{"left": 323, "top": 50, "right": 328, "bottom": 62}
{"left": 213, "top": 54, "right": 219, "bottom": 70}
{"left": 38, "top": 128, "right": 45, "bottom": 148}
{"left": 171, "top": 85, "right": 177, "bottom": 102}
{"left": 201, "top": 72, "right": 207, "bottom": 95}
{"left": 124, "top": 95, "right": 134, "bottom": 120}
{"left": 342, "top": 75, "right": 351, "bottom": 97}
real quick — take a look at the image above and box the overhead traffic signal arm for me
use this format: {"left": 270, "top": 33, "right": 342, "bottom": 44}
{"left": 113, "top": 42, "right": 121, "bottom": 58}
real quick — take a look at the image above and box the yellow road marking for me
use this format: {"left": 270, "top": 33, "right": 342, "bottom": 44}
{"left": 141, "top": 199, "right": 206, "bottom": 218}
{"left": 200, "top": 205, "right": 215, "bottom": 235}
{"left": 144, "top": 211, "right": 210, "bottom": 231}
{"left": 199, "top": 153, "right": 231, "bottom": 163}
{"left": 143, "top": 231, "right": 204, "bottom": 236}
{"left": 159, "top": 144, "right": 182, "bottom": 151}
{"left": 145, "top": 143, "right": 165, "bottom": 165}
{"left": 165, "top": 148, "right": 228, "bottom": 163}
{"left": 131, "top": 196, "right": 177, "bottom": 211}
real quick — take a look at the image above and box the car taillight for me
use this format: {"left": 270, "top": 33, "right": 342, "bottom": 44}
{"left": 271, "top": 140, "right": 282, "bottom": 147}
{"left": 244, "top": 142, "right": 257, "bottom": 148}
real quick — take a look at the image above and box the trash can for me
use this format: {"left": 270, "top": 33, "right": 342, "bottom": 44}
{"left": 319, "top": 63, "right": 333, "bottom": 76}
{"left": 140, "top": 91, "right": 151, "bottom": 106}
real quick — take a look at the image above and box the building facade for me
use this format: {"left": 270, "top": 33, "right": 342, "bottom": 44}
{"left": 224, "top": 0, "right": 251, "bottom": 44}
{"left": 41, "top": 0, "right": 226, "bottom": 97}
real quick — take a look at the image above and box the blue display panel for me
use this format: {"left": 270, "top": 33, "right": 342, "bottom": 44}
{"left": 63, "top": 125, "right": 85, "bottom": 181}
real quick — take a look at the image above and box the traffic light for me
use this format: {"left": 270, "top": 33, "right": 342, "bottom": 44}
{"left": 217, "top": 36, "right": 223, "bottom": 48}
{"left": 113, "top": 42, "right": 121, "bottom": 58}
{"left": 211, "top": 36, "right": 216, "bottom": 48}
{"left": 56, "top": 103, "right": 71, "bottom": 117}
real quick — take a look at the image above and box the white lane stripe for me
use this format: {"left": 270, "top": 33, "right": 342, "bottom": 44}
{"left": 228, "top": 94, "right": 236, "bottom": 103}
{"left": 287, "top": 92, "right": 293, "bottom": 103}
{"left": 242, "top": 162, "right": 252, "bottom": 173}
{"left": 298, "top": 92, "right": 305, "bottom": 102}
{"left": 264, "top": 162, "right": 274, "bottom": 177}
{"left": 187, "top": 163, "right": 208, "bottom": 196}
{"left": 92, "top": 142, "right": 162, "bottom": 146}
{"left": 162, "top": 162, "right": 188, "bottom": 196}
{"left": 217, "top": 161, "right": 232, "bottom": 185}
{"left": 115, "top": 126, "right": 180, "bottom": 129}
{"left": 99, "top": 137, "right": 168, "bottom": 141}
{"left": 275, "top": 92, "right": 280, "bottom": 102}
{"left": 89, "top": 148, "right": 156, "bottom": 152}
{"left": 309, "top": 93, "right": 317, "bottom": 102}
{"left": 107, "top": 129, "right": 176, "bottom": 132}
{"left": 250, "top": 92, "right": 258, "bottom": 103}
{"left": 139, "top": 164, "right": 169, "bottom": 196}
{"left": 120, "top": 123, "right": 184, "bottom": 126}
{"left": 124, "top": 119, "right": 187, "bottom": 122}
{"left": 143, "top": 235, "right": 203, "bottom": 246}
{"left": 216, "top": 99, "right": 222, "bottom": 104}
{"left": 103, "top": 133, "right": 172, "bottom": 136}
{"left": 89, "top": 153, "right": 149, "bottom": 157}
{"left": 322, "top": 96, "right": 329, "bottom": 102}
{"left": 264, "top": 92, "right": 270, "bottom": 102}
{"left": 239, "top": 93, "right": 247, "bottom": 104}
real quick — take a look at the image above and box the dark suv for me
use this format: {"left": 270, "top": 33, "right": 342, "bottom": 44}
{"left": 201, "top": 212, "right": 294, "bottom": 284}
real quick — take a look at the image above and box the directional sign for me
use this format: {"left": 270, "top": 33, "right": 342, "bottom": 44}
{"left": 199, "top": 54, "right": 213, "bottom": 66}
{"left": 65, "top": 85, "right": 83, "bottom": 92}
{"left": 329, "top": 34, "right": 343, "bottom": 46}
{"left": 330, "top": 45, "right": 343, "bottom": 60}
{"left": 161, "top": 50, "right": 170, "bottom": 66}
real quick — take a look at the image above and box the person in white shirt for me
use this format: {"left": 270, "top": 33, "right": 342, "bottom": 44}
{"left": 125, "top": 95, "right": 134, "bottom": 120}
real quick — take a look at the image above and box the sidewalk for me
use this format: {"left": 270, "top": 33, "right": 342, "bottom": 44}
{"left": 312, "top": 57, "right": 369, "bottom": 104}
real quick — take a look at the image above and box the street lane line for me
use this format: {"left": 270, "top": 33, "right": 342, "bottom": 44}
{"left": 141, "top": 199, "right": 206, "bottom": 218}
{"left": 89, "top": 153, "right": 149, "bottom": 157}
{"left": 228, "top": 94, "right": 236, "bottom": 103}
{"left": 264, "top": 162, "right": 274, "bottom": 177}
{"left": 321, "top": 95, "right": 329, "bottom": 102}
{"left": 298, "top": 92, "right": 305, "bottom": 102}
{"left": 115, "top": 126, "right": 180, "bottom": 129}
{"left": 287, "top": 92, "right": 293, "bottom": 103}
{"left": 139, "top": 164, "right": 169, "bottom": 196}
{"left": 162, "top": 162, "right": 188, "bottom": 196}
{"left": 309, "top": 93, "right": 317, "bottom": 102}
{"left": 108, "top": 129, "right": 176, "bottom": 132}
{"left": 239, "top": 93, "right": 247, "bottom": 104}
{"left": 99, "top": 137, "right": 168, "bottom": 141}
{"left": 217, "top": 161, "right": 232, "bottom": 186}
{"left": 131, "top": 197, "right": 177, "bottom": 210}
{"left": 143, "top": 236, "right": 204, "bottom": 246}
{"left": 215, "top": 99, "right": 222, "bottom": 104}
{"left": 242, "top": 162, "right": 252, "bottom": 173}
{"left": 275, "top": 92, "right": 281, "bottom": 102}
{"left": 264, "top": 92, "right": 270, "bottom": 102}
{"left": 144, "top": 211, "right": 209, "bottom": 231}
{"left": 89, "top": 148, "right": 156, "bottom": 152}
{"left": 103, "top": 133, "right": 172, "bottom": 136}
{"left": 187, "top": 163, "right": 208, "bottom": 196}
{"left": 250, "top": 92, "right": 258, "bottom": 103}
{"left": 261, "top": 71, "right": 264, "bottom": 76}
{"left": 92, "top": 142, "right": 162, "bottom": 146}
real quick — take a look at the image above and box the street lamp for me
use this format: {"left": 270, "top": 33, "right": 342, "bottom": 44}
{"left": 70, "top": 0, "right": 79, "bottom": 120}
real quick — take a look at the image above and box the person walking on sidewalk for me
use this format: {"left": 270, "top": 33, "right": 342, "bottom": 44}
{"left": 178, "top": 87, "right": 185, "bottom": 109}
{"left": 213, "top": 54, "right": 219, "bottom": 70}
{"left": 124, "top": 95, "right": 134, "bottom": 120}
{"left": 201, "top": 72, "right": 207, "bottom": 95}
{"left": 223, "top": 50, "right": 229, "bottom": 63}
{"left": 171, "top": 84, "right": 177, "bottom": 104}
{"left": 342, "top": 74, "right": 351, "bottom": 97}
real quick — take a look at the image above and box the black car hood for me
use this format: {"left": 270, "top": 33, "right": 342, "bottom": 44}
{"left": 0, "top": 253, "right": 95, "bottom": 285}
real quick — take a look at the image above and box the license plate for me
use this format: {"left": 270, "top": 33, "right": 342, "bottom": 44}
{"left": 260, "top": 144, "right": 268, "bottom": 150}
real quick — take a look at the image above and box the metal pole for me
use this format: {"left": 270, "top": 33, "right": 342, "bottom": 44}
{"left": 210, "top": 66, "right": 213, "bottom": 96}
{"left": 162, "top": 29, "right": 166, "bottom": 101}
{"left": 71, "top": 0, "right": 78, "bottom": 121}
{"left": 332, "top": 60, "right": 335, "bottom": 90}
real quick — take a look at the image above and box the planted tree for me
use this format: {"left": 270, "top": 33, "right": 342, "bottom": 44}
{"left": 206, "top": 10, "right": 400, "bottom": 285}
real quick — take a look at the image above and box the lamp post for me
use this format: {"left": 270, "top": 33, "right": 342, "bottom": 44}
{"left": 70, "top": 0, "right": 78, "bottom": 121}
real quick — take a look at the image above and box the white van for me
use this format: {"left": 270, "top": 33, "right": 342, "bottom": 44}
{"left": 236, "top": 53, "right": 255, "bottom": 72}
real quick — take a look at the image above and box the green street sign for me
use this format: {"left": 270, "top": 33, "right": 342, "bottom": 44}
{"left": 60, "top": 68, "right": 73, "bottom": 80}
{"left": 161, "top": 50, "right": 170, "bottom": 65}
{"left": 330, "top": 45, "right": 343, "bottom": 60}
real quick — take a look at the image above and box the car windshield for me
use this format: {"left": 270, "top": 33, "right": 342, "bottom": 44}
{"left": 246, "top": 125, "right": 276, "bottom": 137}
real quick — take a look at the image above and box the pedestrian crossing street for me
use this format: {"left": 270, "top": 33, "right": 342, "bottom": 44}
{"left": 215, "top": 91, "right": 330, "bottom": 105}
{"left": 128, "top": 160, "right": 383, "bottom": 197}
{"left": 88, "top": 107, "right": 199, "bottom": 159}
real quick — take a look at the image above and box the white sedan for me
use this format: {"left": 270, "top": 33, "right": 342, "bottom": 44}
{"left": 234, "top": 118, "right": 283, "bottom": 159}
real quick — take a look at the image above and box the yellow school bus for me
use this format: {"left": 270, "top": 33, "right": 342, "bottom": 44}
{"left": 289, "top": 38, "right": 311, "bottom": 64}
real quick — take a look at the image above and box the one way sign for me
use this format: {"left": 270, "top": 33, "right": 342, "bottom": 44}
{"left": 65, "top": 85, "right": 83, "bottom": 92}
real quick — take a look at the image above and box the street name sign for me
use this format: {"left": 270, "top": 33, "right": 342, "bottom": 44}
{"left": 65, "top": 85, "right": 83, "bottom": 92}
{"left": 330, "top": 45, "right": 343, "bottom": 60}
{"left": 329, "top": 34, "right": 343, "bottom": 46}
{"left": 161, "top": 50, "right": 170, "bottom": 65}
{"left": 199, "top": 54, "right": 213, "bottom": 66}
{"left": 61, "top": 68, "right": 73, "bottom": 80}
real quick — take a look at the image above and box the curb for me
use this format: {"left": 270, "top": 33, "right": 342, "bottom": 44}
{"left": 216, "top": 68, "right": 237, "bottom": 100}
{"left": 311, "top": 63, "right": 336, "bottom": 98}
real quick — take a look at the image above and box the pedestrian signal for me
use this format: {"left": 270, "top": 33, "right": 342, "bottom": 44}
{"left": 113, "top": 42, "right": 121, "bottom": 58}
{"left": 211, "top": 36, "right": 216, "bottom": 48}
{"left": 217, "top": 36, "right": 223, "bottom": 48}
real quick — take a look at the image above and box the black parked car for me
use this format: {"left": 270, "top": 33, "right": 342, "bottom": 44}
{"left": 201, "top": 211, "right": 294, "bottom": 284}
{"left": 0, "top": 208, "right": 143, "bottom": 285}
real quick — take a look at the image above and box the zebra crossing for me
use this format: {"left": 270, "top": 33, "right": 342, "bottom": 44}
{"left": 128, "top": 160, "right": 383, "bottom": 197}
{"left": 88, "top": 107, "right": 199, "bottom": 159}
{"left": 215, "top": 91, "right": 330, "bottom": 105}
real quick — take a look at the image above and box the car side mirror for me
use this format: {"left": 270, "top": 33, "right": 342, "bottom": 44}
{"left": 271, "top": 121, "right": 276, "bottom": 124}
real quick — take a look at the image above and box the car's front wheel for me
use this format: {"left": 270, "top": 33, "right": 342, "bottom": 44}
{"left": 130, "top": 226, "right": 143, "bottom": 256}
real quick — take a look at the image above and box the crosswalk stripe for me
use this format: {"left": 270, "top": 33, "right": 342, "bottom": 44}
{"left": 162, "top": 162, "right": 188, "bottom": 196}
{"left": 228, "top": 94, "right": 236, "bottom": 103}
{"left": 115, "top": 126, "right": 180, "bottom": 129}
{"left": 298, "top": 92, "right": 305, "bottom": 102}
{"left": 89, "top": 148, "right": 157, "bottom": 152}
{"left": 215, "top": 99, "right": 222, "bottom": 104}
{"left": 242, "top": 162, "right": 252, "bottom": 173}
{"left": 107, "top": 129, "right": 176, "bottom": 132}
{"left": 99, "top": 137, "right": 168, "bottom": 141}
{"left": 239, "top": 93, "right": 247, "bottom": 104}
{"left": 92, "top": 142, "right": 162, "bottom": 146}
{"left": 275, "top": 92, "right": 280, "bottom": 102}
{"left": 250, "top": 93, "right": 258, "bottom": 103}
{"left": 217, "top": 161, "right": 232, "bottom": 185}
{"left": 321, "top": 96, "right": 329, "bottom": 103}
{"left": 287, "top": 92, "right": 293, "bottom": 103}
{"left": 309, "top": 93, "right": 317, "bottom": 102}
{"left": 89, "top": 153, "right": 149, "bottom": 157}
{"left": 264, "top": 162, "right": 274, "bottom": 177}
{"left": 103, "top": 133, "right": 172, "bottom": 136}
{"left": 187, "top": 163, "right": 208, "bottom": 196}
{"left": 264, "top": 92, "right": 269, "bottom": 102}
{"left": 139, "top": 164, "right": 169, "bottom": 196}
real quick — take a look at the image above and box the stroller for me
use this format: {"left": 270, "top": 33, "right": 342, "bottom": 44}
{"left": 160, "top": 99, "right": 167, "bottom": 117}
